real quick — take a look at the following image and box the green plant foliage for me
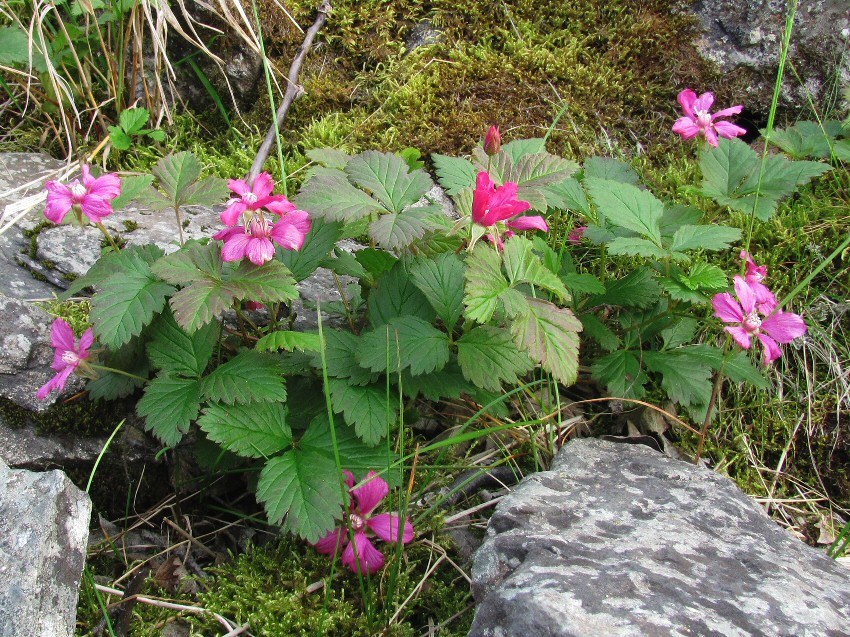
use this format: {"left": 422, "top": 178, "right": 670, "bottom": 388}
{"left": 198, "top": 402, "right": 292, "bottom": 458}
{"left": 328, "top": 379, "right": 400, "bottom": 446}
{"left": 456, "top": 326, "right": 534, "bottom": 392}
{"left": 409, "top": 252, "right": 466, "bottom": 330}
{"left": 136, "top": 375, "right": 202, "bottom": 446}
{"left": 510, "top": 297, "right": 582, "bottom": 386}
{"left": 256, "top": 330, "right": 322, "bottom": 353}
{"left": 200, "top": 350, "right": 287, "bottom": 405}
{"left": 357, "top": 316, "right": 451, "bottom": 376}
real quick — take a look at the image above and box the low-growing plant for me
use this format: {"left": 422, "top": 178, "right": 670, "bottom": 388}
{"left": 35, "top": 91, "right": 838, "bottom": 575}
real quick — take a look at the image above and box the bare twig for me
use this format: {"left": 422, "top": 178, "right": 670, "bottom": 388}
{"left": 247, "top": 0, "right": 331, "bottom": 183}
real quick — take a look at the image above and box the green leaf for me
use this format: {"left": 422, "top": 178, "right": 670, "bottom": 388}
{"left": 670, "top": 225, "right": 742, "bottom": 253}
{"left": 315, "top": 330, "right": 377, "bottom": 385}
{"left": 293, "top": 172, "right": 384, "bottom": 222}
{"left": 644, "top": 348, "right": 714, "bottom": 408}
{"left": 722, "top": 349, "right": 769, "bottom": 390}
{"left": 145, "top": 129, "right": 166, "bottom": 142}
{"left": 108, "top": 127, "right": 132, "bottom": 151}
{"left": 660, "top": 205, "right": 703, "bottom": 237}
{"left": 356, "top": 249, "right": 397, "bottom": 281}
{"left": 181, "top": 177, "right": 228, "bottom": 207}
{"left": 457, "top": 326, "right": 534, "bottom": 391}
{"left": 463, "top": 244, "right": 510, "bottom": 323}
{"left": 119, "top": 107, "right": 150, "bottom": 134}
{"left": 501, "top": 138, "right": 546, "bottom": 163}
{"left": 588, "top": 268, "right": 660, "bottom": 309}
{"left": 200, "top": 350, "right": 286, "bottom": 404}
{"left": 700, "top": 137, "right": 756, "bottom": 202}
{"left": 583, "top": 157, "right": 639, "bottom": 184}
{"left": 277, "top": 218, "right": 343, "bottom": 282}
{"left": 0, "top": 27, "right": 31, "bottom": 66}
{"left": 502, "top": 236, "right": 569, "bottom": 300}
{"left": 151, "top": 241, "right": 221, "bottom": 285}
{"left": 579, "top": 313, "right": 621, "bottom": 352}
{"left": 328, "top": 379, "right": 399, "bottom": 446}
{"left": 198, "top": 402, "right": 292, "bottom": 458}
{"left": 680, "top": 262, "right": 728, "bottom": 291}
{"left": 357, "top": 316, "right": 451, "bottom": 376}
{"left": 62, "top": 244, "right": 164, "bottom": 299}
{"left": 512, "top": 152, "right": 580, "bottom": 210}
{"left": 402, "top": 365, "right": 473, "bottom": 400}
{"left": 367, "top": 261, "right": 435, "bottom": 328}
{"left": 585, "top": 178, "right": 663, "bottom": 244}
{"left": 256, "top": 330, "right": 321, "bottom": 353}
{"left": 590, "top": 350, "right": 648, "bottom": 399}
{"left": 511, "top": 297, "right": 582, "bottom": 386}
{"left": 345, "top": 151, "right": 433, "bottom": 213}
{"left": 86, "top": 337, "right": 149, "bottom": 401}
{"left": 147, "top": 309, "right": 217, "bottom": 377}
{"left": 136, "top": 375, "right": 202, "bottom": 446}
{"left": 257, "top": 450, "right": 343, "bottom": 542}
{"left": 409, "top": 252, "right": 466, "bottom": 330}
{"left": 111, "top": 174, "right": 155, "bottom": 210}
{"left": 368, "top": 205, "right": 437, "bottom": 250}
{"left": 431, "top": 154, "right": 478, "bottom": 195}
{"left": 661, "top": 317, "right": 698, "bottom": 349}
{"left": 306, "top": 147, "right": 350, "bottom": 169}
{"left": 226, "top": 260, "right": 299, "bottom": 303}
{"left": 151, "top": 152, "right": 202, "bottom": 208}
{"left": 91, "top": 261, "right": 174, "bottom": 350}
{"left": 543, "top": 178, "right": 591, "bottom": 214}
{"left": 560, "top": 272, "right": 605, "bottom": 296}
{"left": 606, "top": 237, "right": 671, "bottom": 259}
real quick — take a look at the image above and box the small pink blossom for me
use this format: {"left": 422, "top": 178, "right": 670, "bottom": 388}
{"left": 568, "top": 226, "right": 587, "bottom": 245}
{"left": 472, "top": 171, "right": 547, "bottom": 233}
{"left": 740, "top": 250, "right": 776, "bottom": 314}
{"left": 214, "top": 209, "right": 311, "bottom": 266}
{"left": 484, "top": 126, "right": 501, "bottom": 156}
{"left": 672, "top": 89, "right": 746, "bottom": 148}
{"left": 712, "top": 276, "right": 806, "bottom": 366}
{"left": 37, "top": 319, "right": 94, "bottom": 400}
{"left": 221, "top": 173, "right": 295, "bottom": 226}
{"left": 313, "top": 470, "right": 414, "bottom": 575}
{"left": 44, "top": 165, "right": 121, "bottom": 224}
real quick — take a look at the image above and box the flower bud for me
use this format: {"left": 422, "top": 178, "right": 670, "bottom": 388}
{"left": 484, "top": 125, "right": 501, "bottom": 156}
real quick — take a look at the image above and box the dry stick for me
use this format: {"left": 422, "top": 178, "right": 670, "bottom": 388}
{"left": 247, "top": 0, "right": 331, "bottom": 184}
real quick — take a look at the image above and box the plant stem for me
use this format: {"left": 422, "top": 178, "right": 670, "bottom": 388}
{"left": 91, "top": 365, "right": 147, "bottom": 382}
{"left": 174, "top": 205, "right": 185, "bottom": 246}
{"left": 95, "top": 222, "right": 120, "bottom": 250}
{"left": 694, "top": 335, "right": 731, "bottom": 463}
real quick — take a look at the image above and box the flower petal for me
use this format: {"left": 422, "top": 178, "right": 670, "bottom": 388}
{"left": 506, "top": 215, "right": 548, "bottom": 232}
{"left": 703, "top": 126, "right": 719, "bottom": 147}
{"left": 252, "top": 173, "right": 275, "bottom": 200}
{"left": 672, "top": 118, "right": 701, "bottom": 139}
{"left": 725, "top": 325, "right": 752, "bottom": 350}
{"left": 342, "top": 470, "right": 355, "bottom": 489}
{"left": 80, "top": 195, "right": 114, "bottom": 222}
{"left": 711, "top": 104, "right": 743, "bottom": 119}
{"left": 342, "top": 532, "right": 385, "bottom": 574}
{"left": 36, "top": 365, "right": 74, "bottom": 401}
{"left": 471, "top": 171, "right": 494, "bottom": 225}
{"left": 270, "top": 212, "right": 311, "bottom": 251}
{"left": 712, "top": 292, "right": 743, "bottom": 324}
{"left": 87, "top": 172, "right": 121, "bottom": 199}
{"left": 367, "top": 513, "right": 414, "bottom": 544}
{"left": 693, "top": 92, "right": 715, "bottom": 113}
{"left": 220, "top": 230, "right": 251, "bottom": 262}
{"left": 733, "top": 276, "right": 756, "bottom": 315}
{"left": 228, "top": 178, "right": 251, "bottom": 197}
{"left": 245, "top": 237, "right": 276, "bottom": 265}
{"left": 352, "top": 471, "right": 388, "bottom": 517}
{"left": 50, "top": 319, "right": 76, "bottom": 352}
{"left": 263, "top": 196, "right": 297, "bottom": 216}
{"left": 314, "top": 528, "right": 347, "bottom": 555}
{"left": 713, "top": 120, "right": 747, "bottom": 140}
{"left": 757, "top": 333, "right": 782, "bottom": 366}
{"left": 221, "top": 201, "right": 248, "bottom": 226}
{"left": 44, "top": 181, "right": 74, "bottom": 223}
{"left": 677, "top": 89, "right": 698, "bottom": 118}
{"left": 78, "top": 328, "right": 94, "bottom": 358}
{"left": 762, "top": 311, "right": 807, "bottom": 344}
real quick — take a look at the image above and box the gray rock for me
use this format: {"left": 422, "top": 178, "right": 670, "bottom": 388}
{"left": 405, "top": 20, "right": 443, "bottom": 52}
{"left": 0, "top": 294, "right": 83, "bottom": 412}
{"left": 470, "top": 438, "right": 850, "bottom": 637}
{"left": 0, "top": 458, "right": 91, "bottom": 637}
{"left": 691, "top": 0, "right": 850, "bottom": 116}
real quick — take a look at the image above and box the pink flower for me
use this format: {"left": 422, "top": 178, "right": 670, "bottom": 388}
{"left": 472, "top": 172, "right": 547, "bottom": 232}
{"left": 36, "top": 319, "right": 94, "bottom": 400}
{"left": 214, "top": 209, "right": 311, "bottom": 265}
{"left": 568, "top": 226, "right": 587, "bottom": 245}
{"left": 313, "top": 470, "right": 414, "bottom": 575}
{"left": 672, "top": 89, "right": 746, "bottom": 147}
{"left": 484, "top": 125, "right": 501, "bottom": 156}
{"left": 712, "top": 276, "right": 806, "bottom": 366}
{"left": 44, "top": 164, "right": 121, "bottom": 224}
{"left": 221, "top": 173, "right": 295, "bottom": 225}
{"left": 740, "top": 250, "right": 776, "bottom": 314}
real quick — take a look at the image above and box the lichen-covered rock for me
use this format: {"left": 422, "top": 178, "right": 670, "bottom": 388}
{"left": 0, "top": 294, "right": 83, "bottom": 411}
{"left": 0, "top": 458, "right": 91, "bottom": 637}
{"left": 470, "top": 438, "right": 850, "bottom": 637}
{"left": 691, "top": 0, "right": 850, "bottom": 116}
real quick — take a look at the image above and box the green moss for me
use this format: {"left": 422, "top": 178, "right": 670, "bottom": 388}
{"left": 121, "top": 219, "right": 140, "bottom": 233}
{"left": 35, "top": 299, "right": 92, "bottom": 334}
{"left": 0, "top": 395, "right": 124, "bottom": 437}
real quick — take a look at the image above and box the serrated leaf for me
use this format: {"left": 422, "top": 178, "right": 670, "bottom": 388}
{"left": 293, "top": 172, "right": 384, "bottom": 222}
{"left": 660, "top": 205, "right": 703, "bottom": 237}
{"left": 588, "top": 268, "right": 660, "bottom": 308}
{"left": 367, "top": 261, "right": 435, "bottom": 328}
{"left": 111, "top": 174, "right": 155, "bottom": 210}
{"left": 62, "top": 244, "right": 164, "bottom": 299}
{"left": 660, "top": 277, "right": 710, "bottom": 303}
{"left": 168, "top": 280, "right": 234, "bottom": 333}
{"left": 463, "top": 244, "right": 510, "bottom": 323}
{"left": 502, "top": 236, "right": 569, "bottom": 300}
{"left": 145, "top": 129, "right": 166, "bottom": 142}
{"left": 722, "top": 349, "right": 769, "bottom": 390}
{"left": 543, "top": 177, "right": 591, "bottom": 215}
{"left": 501, "top": 138, "right": 546, "bottom": 163}
{"left": 0, "top": 26, "right": 31, "bottom": 66}
{"left": 92, "top": 265, "right": 174, "bottom": 350}
{"left": 583, "top": 157, "right": 639, "bottom": 184}
{"left": 119, "top": 107, "right": 150, "bottom": 134}
{"left": 151, "top": 151, "right": 202, "bottom": 208}
{"left": 256, "top": 330, "right": 321, "bottom": 352}
{"left": 345, "top": 151, "right": 433, "bottom": 213}
{"left": 590, "top": 350, "right": 648, "bottom": 399}
{"left": 152, "top": 241, "right": 222, "bottom": 285}
{"left": 368, "top": 205, "right": 436, "bottom": 250}
{"left": 108, "top": 127, "right": 132, "bottom": 151}
{"left": 356, "top": 248, "right": 397, "bottom": 280}
{"left": 560, "top": 272, "right": 605, "bottom": 295}
{"left": 402, "top": 365, "right": 473, "bottom": 400}
{"left": 136, "top": 375, "right": 201, "bottom": 446}
{"left": 586, "top": 178, "right": 663, "bottom": 244}
{"left": 198, "top": 402, "right": 291, "bottom": 458}
{"left": 328, "top": 379, "right": 399, "bottom": 446}
{"left": 511, "top": 297, "right": 582, "bottom": 386}
{"left": 277, "top": 218, "right": 343, "bottom": 282}
{"left": 306, "top": 147, "right": 350, "bottom": 169}
{"left": 200, "top": 350, "right": 286, "bottom": 404}
{"left": 147, "top": 309, "right": 217, "bottom": 376}
{"left": 226, "top": 259, "right": 299, "bottom": 303}
{"left": 315, "top": 329, "right": 378, "bottom": 385}
{"left": 431, "top": 154, "right": 478, "bottom": 195}
{"left": 661, "top": 317, "right": 698, "bottom": 349}
{"left": 181, "top": 177, "right": 228, "bottom": 206}
{"left": 644, "top": 348, "right": 714, "bottom": 408}
{"left": 357, "top": 316, "right": 450, "bottom": 375}
{"left": 257, "top": 450, "right": 343, "bottom": 542}
{"left": 86, "top": 337, "right": 148, "bottom": 401}
{"left": 681, "top": 262, "right": 728, "bottom": 290}
{"left": 670, "top": 225, "right": 742, "bottom": 253}
{"left": 410, "top": 252, "right": 465, "bottom": 330}
{"left": 606, "top": 236, "right": 671, "bottom": 259}
{"left": 579, "top": 313, "right": 621, "bottom": 352}
{"left": 457, "top": 326, "right": 534, "bottom": 391}
{"left": 513, "top": 153, "right": 580, "bottom": 209}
